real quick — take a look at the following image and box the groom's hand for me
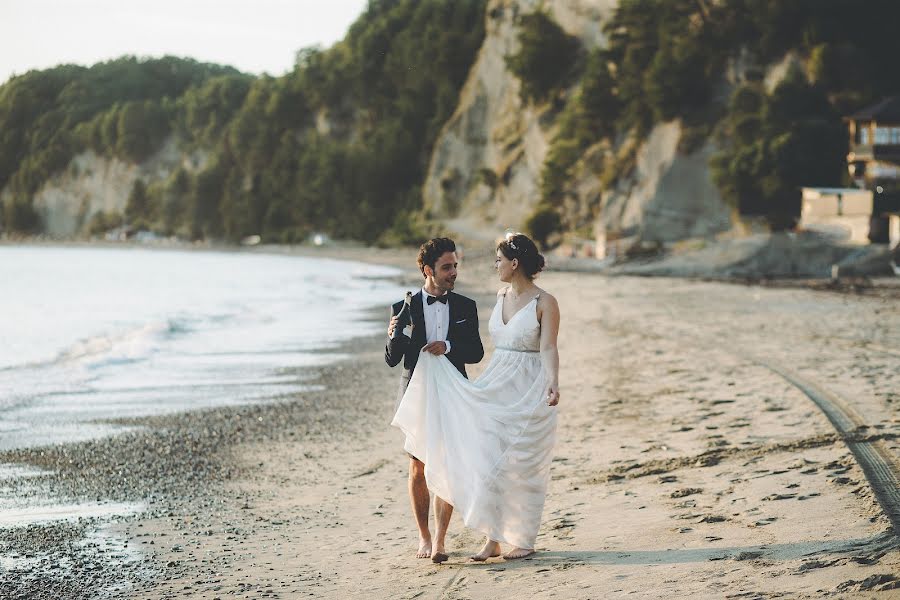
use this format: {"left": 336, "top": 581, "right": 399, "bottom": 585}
{"left": 422, "top": 341, "right": 447, "bottom": 355}
{"left": 388, "top": 315, "right": 399, "bottom": 337}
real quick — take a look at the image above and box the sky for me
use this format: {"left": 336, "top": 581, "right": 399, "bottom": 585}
{"left": 0, "top": 0, "right": 368, "bottom": 84}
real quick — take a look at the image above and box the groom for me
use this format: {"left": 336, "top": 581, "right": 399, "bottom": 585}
{"left": 385, "top": 237, "right": 484, "bottom": 562}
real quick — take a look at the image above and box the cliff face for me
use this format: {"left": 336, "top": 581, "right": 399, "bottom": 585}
{"left": 30, "top": 152, "right": 141, "bottom": 237}
{"left": 423, "top": 0, "right": 734, "bottom": 245}
{"left": 5, "top": 138, "right": 205, "bottom": 238}
{"left": 599, "top": 122, "right": 734, "bottom": 243}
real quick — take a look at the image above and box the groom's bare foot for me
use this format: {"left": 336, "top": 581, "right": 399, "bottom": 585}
{"left": 503, "top": 547, "right": 535, "bottom": 560}
{"left": 431, "top": 542, "right": 449, "bottom": 564}
{"left": 470, "top": 540, "right": 501, "bottom": 562}
{"left": 416, "top": 537, "right": 432, "bottom": 559}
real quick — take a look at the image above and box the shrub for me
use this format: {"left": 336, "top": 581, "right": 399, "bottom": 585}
{"left": 524, "top": 204, "right": 563, "bottom": 249}
{"left": 87, "top": 210, "right": 123, "bottom": 236}
{"left": 540, "top": 137, "right": 582, "bottom": 206}
{"left": 2, "top": 195, "right": 41, "bottom": 233}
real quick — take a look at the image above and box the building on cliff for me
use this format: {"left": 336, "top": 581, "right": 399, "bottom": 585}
{"left": 845, "top": 96, "right": 900, "bottom": 246}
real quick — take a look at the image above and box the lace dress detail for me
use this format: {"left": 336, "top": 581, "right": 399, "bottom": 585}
{"left": 391, "top": 292, "right": 557, "bottom": 549}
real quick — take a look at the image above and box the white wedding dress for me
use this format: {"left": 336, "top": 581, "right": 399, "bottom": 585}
{"left": 391, "top": 293, "right": 557, "bottom": 549}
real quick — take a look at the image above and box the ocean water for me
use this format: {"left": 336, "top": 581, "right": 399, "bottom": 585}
{"left": 0, "top": 246, "right": 404, "bottom": 451}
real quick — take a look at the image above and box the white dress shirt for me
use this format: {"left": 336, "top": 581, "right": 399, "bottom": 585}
{"left": 421, "top": 288, "right": 451, "bottom": 353}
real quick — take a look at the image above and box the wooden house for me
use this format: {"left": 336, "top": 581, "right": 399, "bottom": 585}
{"left": 845, "top": 96, "right": 900, "bottom": 244}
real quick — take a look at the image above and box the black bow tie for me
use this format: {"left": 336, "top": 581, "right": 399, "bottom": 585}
{"left": 426, "top": 294, "right": 448, "bottom": 305}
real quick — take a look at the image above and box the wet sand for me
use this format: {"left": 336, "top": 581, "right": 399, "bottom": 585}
{"left": 1, "top": 246, "right": 899, "bottom": 599}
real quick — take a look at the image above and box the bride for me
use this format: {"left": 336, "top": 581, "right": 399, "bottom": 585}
{"left": 392, "top": 232, "right": 560, "bottom": 561}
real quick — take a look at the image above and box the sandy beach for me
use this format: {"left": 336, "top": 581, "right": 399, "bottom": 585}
{"left": 2, "top": 245, "right": 899, "bottom": 599}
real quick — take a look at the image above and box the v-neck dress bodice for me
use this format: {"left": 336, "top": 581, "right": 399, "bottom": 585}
{"left": 490, "top": 294, "right": 542, "bottom": 352}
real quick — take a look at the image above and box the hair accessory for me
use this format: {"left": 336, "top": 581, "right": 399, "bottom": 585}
{"left": 504, "top": 229, "right": 522, "bottom": 251}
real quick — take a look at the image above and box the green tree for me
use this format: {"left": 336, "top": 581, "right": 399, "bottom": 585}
{"left": 163, "top": 168, "right": 190, "bottom": 235}
{"left": 578, "top": 49, "right": 620, "bottom": 139}
{"left": 117, "top": 101, "right": 170, "bottom": 163}
{"left": 643, "top": 35, "right": 711, "bottom": 122}
{"left": 190, "top": 161, "right": 226, "bottom": 239}
{"left": 506, "top": 10, "right": 581, "bottom": 104}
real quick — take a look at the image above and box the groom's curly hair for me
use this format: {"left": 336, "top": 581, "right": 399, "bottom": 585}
{"left": 417, "top": 237, "right": 456, "bottom": 276}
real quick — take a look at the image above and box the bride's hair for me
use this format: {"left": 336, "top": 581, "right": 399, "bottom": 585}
{"left": 497, "top": 234, "right": 545, "bottom": 280}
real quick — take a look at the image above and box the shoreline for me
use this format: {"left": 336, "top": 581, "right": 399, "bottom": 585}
{"left": 1, "top": 245, "right": 898, "bottom": 598}
{"left": 4, "top": 237, "right": 899, "bottom": 299}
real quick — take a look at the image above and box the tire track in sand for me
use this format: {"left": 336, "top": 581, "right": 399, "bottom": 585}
{"left": 748, "top": 356, "right": 900, "bottom": 535}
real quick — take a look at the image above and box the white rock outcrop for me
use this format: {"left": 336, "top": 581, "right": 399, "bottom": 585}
{"left": 17, "top": 137, "right": 204, "bottom": 237}
{"left": 600, "top": 122, "right": 734, "bottom": 243}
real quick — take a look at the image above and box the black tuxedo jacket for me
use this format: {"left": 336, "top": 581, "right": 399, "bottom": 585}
{"left": 384, "top": 290, "right": 484, "bottom": 378}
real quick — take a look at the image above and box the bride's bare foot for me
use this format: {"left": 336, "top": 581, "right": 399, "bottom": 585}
{"left": 416, "top": 537, "right": 432, "bottom": 559}
{"left": 503, "top": 547, "right": 535, "bottom": 560}
{"left": 470, "top": 539, "right": 501, "bottom": 562}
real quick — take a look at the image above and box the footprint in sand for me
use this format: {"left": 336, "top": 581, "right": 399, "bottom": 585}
{"left": 670, "top": 487, "right": 703, "bottom": 498}
{"left": 762, "top": 493, "right": 797, "bottom": 501}
{"left": 697, "top": 514, "right": 727, "bottom": 523}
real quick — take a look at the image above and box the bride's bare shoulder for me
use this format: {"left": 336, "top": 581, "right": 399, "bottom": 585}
{"left": 535, "top": 289, "right": 559, "bottom": 310}
{"left": 496, "top": 286, "right": 510, "bottom": 298}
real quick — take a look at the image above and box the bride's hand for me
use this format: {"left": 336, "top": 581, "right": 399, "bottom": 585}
{"left": 546, "top": 383, "right": 560, "bottom": 406}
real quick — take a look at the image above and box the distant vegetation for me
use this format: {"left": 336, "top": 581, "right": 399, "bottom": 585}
{"left": 4, "top": 0, "right": 900, "bottom": 243}
{"left": 0, "top": 57, "right": 242, "bottom": 233}
{"left": 0, "top": 0, "right": 486, "bottom": 243}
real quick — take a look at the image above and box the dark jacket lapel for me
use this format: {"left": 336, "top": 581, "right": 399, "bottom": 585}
{"left": 410, "top": 291, "right": 426, "bottom": 348}
{"left": 447, "top": 291, "right": 470, "bottom": 337}
{"left": 447, "top": 291, "right": 457, "bottom": 333}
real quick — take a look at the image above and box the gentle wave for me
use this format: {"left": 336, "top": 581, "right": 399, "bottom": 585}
{"left": 55, "top": 312, "right": 239, "bottom": 370}
{"left": 0, "top": 313, "right": 235, "bottom": 373}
